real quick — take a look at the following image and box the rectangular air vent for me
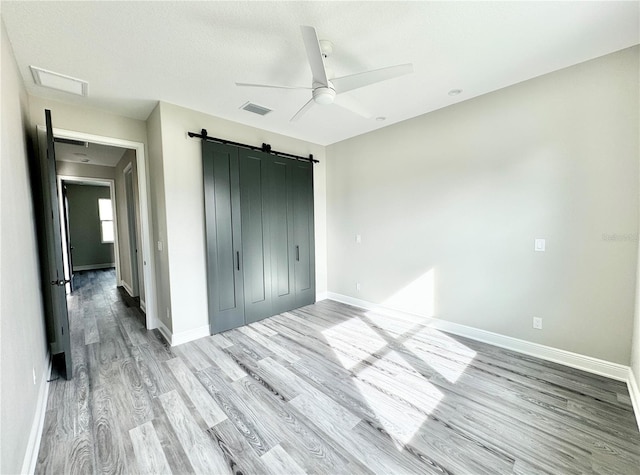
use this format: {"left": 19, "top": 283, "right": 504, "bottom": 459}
{"left": 30, "top": 66, "right": 88, "bottom": 96}
{"left": 240, "top": 102, "right": 272, "bottom": 116}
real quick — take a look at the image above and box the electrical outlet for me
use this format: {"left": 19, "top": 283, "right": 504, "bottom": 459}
{"left": 356, "top": 282, "right": 361, "bottom": 292}
{"left": 533, "top": 317, "right": 543, "bottom": 330}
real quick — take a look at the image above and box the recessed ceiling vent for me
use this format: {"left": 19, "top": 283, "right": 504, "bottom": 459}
{"left": 54, "top": 137, "right": 89, "bottom": 147}
{"left": 240, "top": 102, "right": 272, "bottom": 116}
{"left": 30, "top": 66, "right": 88, "bottom": 96}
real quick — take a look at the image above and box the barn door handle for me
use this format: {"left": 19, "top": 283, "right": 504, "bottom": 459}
{"left": 296, "top": 245, "right": 300, "bottom": 261}
{"left": 236, "top": 251, "right": 240, "bottom": 271}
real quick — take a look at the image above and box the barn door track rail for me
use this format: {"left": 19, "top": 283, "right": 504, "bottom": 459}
{"left": 188, "top": 129, "right": 318, "bottom": 164}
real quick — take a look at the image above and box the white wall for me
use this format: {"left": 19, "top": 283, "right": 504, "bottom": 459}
{"left": 155, "top": 101, "right": 327, "bottom": 337}
{"left": 327, "top": 46, "right": 639, "bottom": 365}
{"left": 632, "top": 67, "right": 640, "bottom": 400}
{"left": 146, "top": 103, "right": 172, "bottom": 330}
{"left": 0, "top": 20, "right": 49, "bottom": 473}
{"left": 57, "top": 161, "right": 115, "bottom": 180}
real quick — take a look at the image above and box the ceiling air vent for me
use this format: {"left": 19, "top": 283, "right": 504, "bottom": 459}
{"left": 240, "top": 102, "right": 272, "bottom": 116}
{"left": 30, "top": 66, "right": 88, "bottom": 96}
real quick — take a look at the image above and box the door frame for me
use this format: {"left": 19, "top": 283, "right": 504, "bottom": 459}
{"left": 57, "top": 175, "right": 119, "bottom": 294}
{"left": 39, "top": 125, "right": 158, "bottom": 330}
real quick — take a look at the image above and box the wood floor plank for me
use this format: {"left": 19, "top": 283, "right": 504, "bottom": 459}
{"left": 159, "top": 390, "right": 229, "bottom": 474}
{"left": 238, "top": 325, "right": 301, "bottom": 363}
{"left": 206, "top": 419, "right": 271, "bottom": 475}
{"left": 172, "top": 342, "right": 212, "bottom": 372}
{"left": 195, "top": 337, "right": 247, "bottom": 381}
{"left": 166, "top": 357, "right": 228, "bottom": 428}
{"left": 231, "top": 368, "right": 355, "bottom": 474}
{"left": 129, "top": 421, "right": 172, "bottom": 475}
{"left": 261, "top": 444, "right": 308, "bottom": 475}
{"left": 196, "top": 367, "right": 281, "bottom": 457}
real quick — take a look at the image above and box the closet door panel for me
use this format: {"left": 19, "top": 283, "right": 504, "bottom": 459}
{"left": 292, "top": 161, "right": 316, "bottom": 307}
{"left": 268, "top": 157, "right": 296, "bottom": 314}
{"left": 203, "top": 142, "right": 245, "bottom": 333}
{"left": 239, "top": 150, "right": 272, "bottom": 323}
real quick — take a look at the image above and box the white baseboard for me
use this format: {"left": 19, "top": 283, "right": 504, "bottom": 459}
{"left": 156, "top": 320, "right": 209, "bottom": 347}
{"left": 316, "top": 291, "right": 328, "bottom": 302}
{"left": 172, "top": 325, "right": 210, "bottom": 346}
{"left": 628, "top": 369, "right": 640, "bottom": 431}
{"left": 73, "top": 263, "right": 115, "bottom": 271}
{"left": 157, "top": 320, "right": 172, "bottom": 345}
{"left": 21, "top": 353, "right": 52, "bottom": 475}
{"left": 326, "top": 292, "right": 630, "bottom": 382}
{"left": 120, "top": 280, "right": 134, "bottom": 297}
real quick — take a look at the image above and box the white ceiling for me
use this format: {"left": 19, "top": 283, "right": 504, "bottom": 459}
{"left": 55, "top": 141, "right": 128, "bottom": 168}
{"left": 2, "top": 1, "right": 638, "bottom": 146}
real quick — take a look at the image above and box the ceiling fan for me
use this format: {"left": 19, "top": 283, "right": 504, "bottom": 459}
{"left": 236, "top": 26, "right": 413, "bottom": 122}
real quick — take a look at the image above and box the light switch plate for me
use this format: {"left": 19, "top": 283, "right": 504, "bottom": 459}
{"left": 534, "top": 238, "right": 545, "bottom": 252}
{"left": 356, "top": 234, "right": 362, "bottom": 244}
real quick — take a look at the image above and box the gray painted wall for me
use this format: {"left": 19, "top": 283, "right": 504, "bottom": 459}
{"left": 66, "top": 184, "right": 115, "bottom": 269}
{"left": 327, "top": 46, "right": 639, "bottom": 365}
{"left": 1, "top": 21, "right": 49, "bottom": 474}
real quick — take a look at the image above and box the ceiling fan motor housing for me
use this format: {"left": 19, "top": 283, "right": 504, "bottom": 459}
{"left": 313, "top": 82, "right": 336, "bottom": 105}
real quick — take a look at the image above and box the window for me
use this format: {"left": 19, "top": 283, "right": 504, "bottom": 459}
{"left": 98, "top": 198, "right": 114, "bottom": 243}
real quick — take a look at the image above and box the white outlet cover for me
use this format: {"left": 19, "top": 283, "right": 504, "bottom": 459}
{"left": 356, "top": 234, "right": 362, "bottom": 244}
{"left": 534, "top": 239, "right": 546, "bottom": 252}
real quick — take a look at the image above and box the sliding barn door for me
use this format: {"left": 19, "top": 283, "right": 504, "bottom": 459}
{"left": 202, "top": 142, "right": 245, "bottom": 333}
{"left": 203, "top": 141, "right": 315, "bottom": 333}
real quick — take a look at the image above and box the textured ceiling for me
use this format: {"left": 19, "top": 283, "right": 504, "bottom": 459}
{"left": 55, "top": 141, "right": 129, "bottom": 168}
{"left": 2, "top": 1, "right": 639, "bottom": 145}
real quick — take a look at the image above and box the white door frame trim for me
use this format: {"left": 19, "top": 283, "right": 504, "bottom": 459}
{"left": 41, "top": 125, "right": 158, "bottom": 330}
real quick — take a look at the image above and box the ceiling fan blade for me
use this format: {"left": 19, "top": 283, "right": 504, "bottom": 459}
{"left": 300, "top": 25, "right": 329, "bottom": 86}
{"left": 333, "top": 94, "right": 372, "bottom": 119}
{"left": 332, "top": 63, "right": 413, "bottom": 94}
{"left": 290, "top": 98, "right": 316, "bottom": 122}
{"left": 235, "top": 82, "right": 310, "bottom": 90}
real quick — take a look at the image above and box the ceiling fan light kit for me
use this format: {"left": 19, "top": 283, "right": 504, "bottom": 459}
{"left": 312, "top": 84, "right": 336, "bottom": 105}
{"left": 236, "top": 25, "right": 413, "bottom": 122}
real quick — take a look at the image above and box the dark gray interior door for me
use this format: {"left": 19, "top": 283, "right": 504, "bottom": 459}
{"left": 292, "top": 161, "right": 316, "bottom": 307}
{"left": 239, "top": 149, "right": 272, "bottom": 323}
{"left": 203, "top": 141, "right": 245, "bottom": 333}
{"left": 38, "top": 110, "right": 73, "bottom": 379}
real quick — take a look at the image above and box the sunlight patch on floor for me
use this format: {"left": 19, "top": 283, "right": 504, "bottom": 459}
{"left": 353, "top": 350, "right": 443, "bottom": 448}
{"left": 321, "top": 316, "right": 387, "bottom": 370}
{"left": 403, "top": 327, "right": 477, "bottom": 384}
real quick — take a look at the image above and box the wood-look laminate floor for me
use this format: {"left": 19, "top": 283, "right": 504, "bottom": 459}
{"left": 36, "top": 270, "right": 640, "bottom": 474}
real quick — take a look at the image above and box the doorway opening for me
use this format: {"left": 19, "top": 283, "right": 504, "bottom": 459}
{"left": 41, "top": 125, "right": 157, "bottom": 330}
